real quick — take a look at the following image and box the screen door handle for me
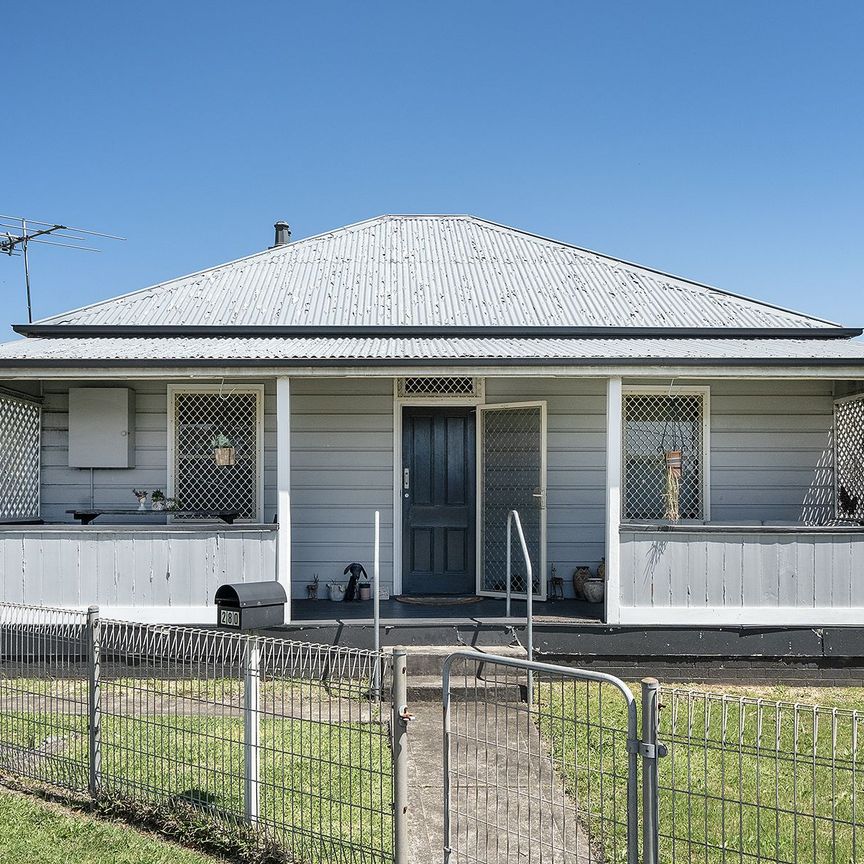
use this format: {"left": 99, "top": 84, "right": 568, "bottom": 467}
{"left": 403, "top": 468, "right": 410, "bottom": 491}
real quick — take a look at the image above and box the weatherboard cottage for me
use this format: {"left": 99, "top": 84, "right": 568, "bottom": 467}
{"left": 0, "top": 215, "right": 863, "bottom": 627}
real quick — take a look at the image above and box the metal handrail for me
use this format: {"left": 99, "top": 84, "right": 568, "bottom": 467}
{"left": 505, "top": 509, "right": 534, "bottom": 701}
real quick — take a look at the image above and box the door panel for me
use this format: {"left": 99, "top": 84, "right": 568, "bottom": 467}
{"left": 402, "top": 407, "right": 476, "bottom": 594}
{"left": 478, "top": 402, "right": 547, "bottom": 598}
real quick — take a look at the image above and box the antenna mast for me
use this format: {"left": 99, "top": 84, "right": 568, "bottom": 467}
{"left": 0, "top": 215, "right": 125, "bottom": 322}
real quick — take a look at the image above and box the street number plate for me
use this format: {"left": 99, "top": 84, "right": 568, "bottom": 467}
{"left": 219, "top": 608, "right": 240, "bottom": 628}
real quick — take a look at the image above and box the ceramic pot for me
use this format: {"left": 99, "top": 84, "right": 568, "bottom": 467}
{"left": 328, "top": 583, "right": 345, "bottom": 602}
{"left": 359, "top": 583, "right": 371, "bottom": 601}
{"left": 214, "top": 446, "right": 236, "bottom": 466}
{"left": 572, "top": 566, "right": 591, "bottom": 599}
{"left": 151, "top": 501, "right": 165, "bottom": 511}
{"left": 583, "top": 578, "right": 605, "bottom": 604}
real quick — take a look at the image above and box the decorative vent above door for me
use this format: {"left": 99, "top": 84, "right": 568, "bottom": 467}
{"left": 396, "top": 377, "right": 484, "bottom": 399}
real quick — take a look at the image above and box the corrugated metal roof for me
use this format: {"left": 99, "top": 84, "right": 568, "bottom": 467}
{"left": 33, "top": 215, "right": 837, "bottom": 330}
{"left": 2, "top": 335, "right": 863, "bottom": 364}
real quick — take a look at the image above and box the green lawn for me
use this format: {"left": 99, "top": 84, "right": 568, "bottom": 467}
{"left": 0, "top": 679, "right": 392, "bottom": 864}
{"left": 536, "top": 682, "right": 864, "bottom": 864}
{"left": 0, "top": 786, "right": 225, "bottom": 864}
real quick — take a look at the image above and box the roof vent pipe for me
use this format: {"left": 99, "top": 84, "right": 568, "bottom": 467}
{"left": 273, "top": 221, "right": 291, "bottom": 247}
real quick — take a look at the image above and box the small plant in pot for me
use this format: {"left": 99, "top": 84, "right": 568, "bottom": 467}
{"left": 212, "top": 433, "right": 236, "bottom": 466}
{"left": 165, "top": 497, "right": 181, "bottom": 512}
{"left": 132, "top": 489, "right": 148, "bottom": 510}
{"left": 151, "top": 490, "right": 166, "bottom": 511}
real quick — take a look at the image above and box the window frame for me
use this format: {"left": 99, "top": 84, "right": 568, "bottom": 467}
{"left": 166, "top": 383, "right": 265, "bottom": 523}
{"left": 621, "top": 385, "right": 711, "bottom": 522}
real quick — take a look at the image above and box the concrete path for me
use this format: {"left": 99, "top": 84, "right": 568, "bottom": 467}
{"left": 406, "top": 691, "right": 592, "bottom": 864}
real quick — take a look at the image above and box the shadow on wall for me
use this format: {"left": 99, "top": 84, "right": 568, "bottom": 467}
{"left": 800, "top": 428, "right": 835, "bottom": 526}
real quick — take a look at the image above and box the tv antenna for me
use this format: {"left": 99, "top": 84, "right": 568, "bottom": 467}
{"left": 0, "top": 214, "right": 125, "bottom": 322}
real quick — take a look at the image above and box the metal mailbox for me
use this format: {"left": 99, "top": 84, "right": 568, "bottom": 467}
{"left": 215, "top": 581, "right": 287, "bottom": 630}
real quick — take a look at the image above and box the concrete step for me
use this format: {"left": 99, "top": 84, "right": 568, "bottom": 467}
{"left": 397, "top": 643, "right": 527, "bottom": 677}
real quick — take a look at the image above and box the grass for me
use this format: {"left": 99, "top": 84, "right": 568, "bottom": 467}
{"left": 0, "top": 678, "right": 392, "bottom": 864}
{"left": 536, "top": 681, "right": 864, "bottom": 864}
{"left": 0, "top": 785, "right": 225, "bottom": 863}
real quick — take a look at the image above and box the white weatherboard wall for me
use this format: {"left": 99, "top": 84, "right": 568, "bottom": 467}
{"left": 289, "top": 378, "right": 394, "bottom": 599}
{"left": 39, "top": 379, "right": 279, "bottom": 523}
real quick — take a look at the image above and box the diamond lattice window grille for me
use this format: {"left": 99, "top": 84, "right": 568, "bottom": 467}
{"left": 170, "top": 388, "right": 262, "bottom": 521}
{"left": 0, "top": 395, "right": 41, "bottom": 521}
{"left": 834, "top": 395, "right": 864, "bottom": 521}
{"left": 623, "top": 391, "right": 706, "bottom": 520}
{"left": 397, "top": 377, "right": 482, "bottom": 399}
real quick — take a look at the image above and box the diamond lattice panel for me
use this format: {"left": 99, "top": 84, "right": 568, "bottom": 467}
{"left": 480, "top": 406, "right": 542, "bottom": 595}
{"left": 398, "top": 377, "right": 479, "bottom": 398}
{"left": 173, "top": 391, "right": 260, "bottom": 521}
{"left": 623, "top": 393, "right": 704, "bottom": 520}
{"left": 835, "top": 396, "right": 864, "bottom": 521}
{"left": 0, "top": 396, "right": 40, "bottom": 520}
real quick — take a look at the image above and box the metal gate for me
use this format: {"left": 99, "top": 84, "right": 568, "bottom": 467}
{"left": 443, "top": 651, "right": 639, "bottom": 864}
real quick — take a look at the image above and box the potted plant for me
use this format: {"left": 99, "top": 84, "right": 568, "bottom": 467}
{"left": 358, "top": 581, "right": 371, "bottom": 601}
{"left": 328, "top": 582, "right": 346, "bottom": 602}
{"left": 663, "top": 451, "right": 682, "bottom": 521}
{"left": 132, "top": 489, "right": 148, "bottom": 510}
{"left": 165, "top": 497, "right": 181, "bottom": 512}
{"left": 151, "top": 490, "right": 166, "bottom": 511}
{"left": 212, "top": 433, "right": 236, "bottom": 466}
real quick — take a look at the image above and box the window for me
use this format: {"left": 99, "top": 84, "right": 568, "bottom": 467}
{"left": 168, "top": 385, "right": 263, "bottom": 521}
{"left": 0, "top": 393, "right": 41, "bottom": 521}
{"left": 622, "top": 389, "right": 708, "bottom": 521}
{"left": 396, "top": 377, "right": 483, "bottom": 399}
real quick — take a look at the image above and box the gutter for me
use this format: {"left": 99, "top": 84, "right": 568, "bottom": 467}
{"left": 3, "top": 356, "right": 864, "bottom": 368}
{"left": 11, "top": 324, "right": 864, "bottom": 339}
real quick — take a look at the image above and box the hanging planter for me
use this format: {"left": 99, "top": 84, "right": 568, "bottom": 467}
{"left": 212, "top": 433, "right": 236, "bottom": 466}
{"left": 660, "top": 392, "right": 685, "bottom": 522}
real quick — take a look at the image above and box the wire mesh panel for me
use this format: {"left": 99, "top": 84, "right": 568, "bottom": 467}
{"left": 97, "top": 619, "right": 394, "bottom": 864}
{"left": 834, "top": 395, "right": 864, "bottom": 521}
{"left": 170, "top": 388, "right": 262, "bottom": 521}
{"left": 443, "top": 652, "right": 638, "bottom": 864}
{"left": 623, "top": 391, "right": 705, "bottom": 521}
{"left": 397, "top": 377, "right": 482, "bottom": 398}
{"left": 479, "top": 404, "right": 545, "bottom": 595}
{"left": 657, "top": 686, "right": 864, "bottom": 864}
{"left": 0, "top": 394, "right": 41, "bottom": 521}
{"left": 0, "top": 602, "right": 89, "bottom": 791}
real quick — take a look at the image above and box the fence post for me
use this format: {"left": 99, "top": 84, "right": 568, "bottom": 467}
{"left": 243, "top": 636, "right": 261, "bottom": 824}
{"left": 641, "top": 677, "right": 661, "bottom": 864}
{"left": 391, "top": 649, "right": 409, "bottom": 864}
{"left": 87, "top": 605, "right": 101, "bottom": 800}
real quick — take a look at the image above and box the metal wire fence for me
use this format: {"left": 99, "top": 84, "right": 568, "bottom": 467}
{"left": 0, "top": 602, "right": 397, "bottom": 864}
{"left": 656, "top": 686, "right": 864, "bottom": 864}
{"left": 443, "top": 652, "right": 638, "bottom": 864}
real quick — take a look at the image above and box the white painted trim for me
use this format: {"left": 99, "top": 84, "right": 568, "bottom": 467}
{"left": 166, "top": 382, "right": 265, "bottom": 522}
{"left": 9, "top": 366, "right": 864, "bottom": 381}
{"left": 618, "top": 605, "right": 864, "bottom": 627}
{"left": 276, "top": 377, "right": 291, "bottom": 620}
{"left": 393, "top": 381, "right": 486, "bottom": 596}
{"left": 476, "top": 400, "right": 548, "bottom": 601}
{"left": 604, "top": 377, "right": 623, "bottom": 625}
{"left": 621, "top": 384, "right": 712, "bottom": 521}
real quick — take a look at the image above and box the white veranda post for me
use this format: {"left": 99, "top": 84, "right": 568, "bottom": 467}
{"left": 276, "top": 377, "right": 291, "bottom": 619}
{"left": 605, "top": 377, "right": 623, "bottom": 625}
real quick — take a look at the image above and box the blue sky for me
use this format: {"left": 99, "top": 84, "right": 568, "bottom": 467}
{"left": 1, "top": 2, "right": 862, "bottom": 337}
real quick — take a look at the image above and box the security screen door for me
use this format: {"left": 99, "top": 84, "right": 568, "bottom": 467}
{"left": 477, "top": 402, "right": 547, "bottom": 598}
